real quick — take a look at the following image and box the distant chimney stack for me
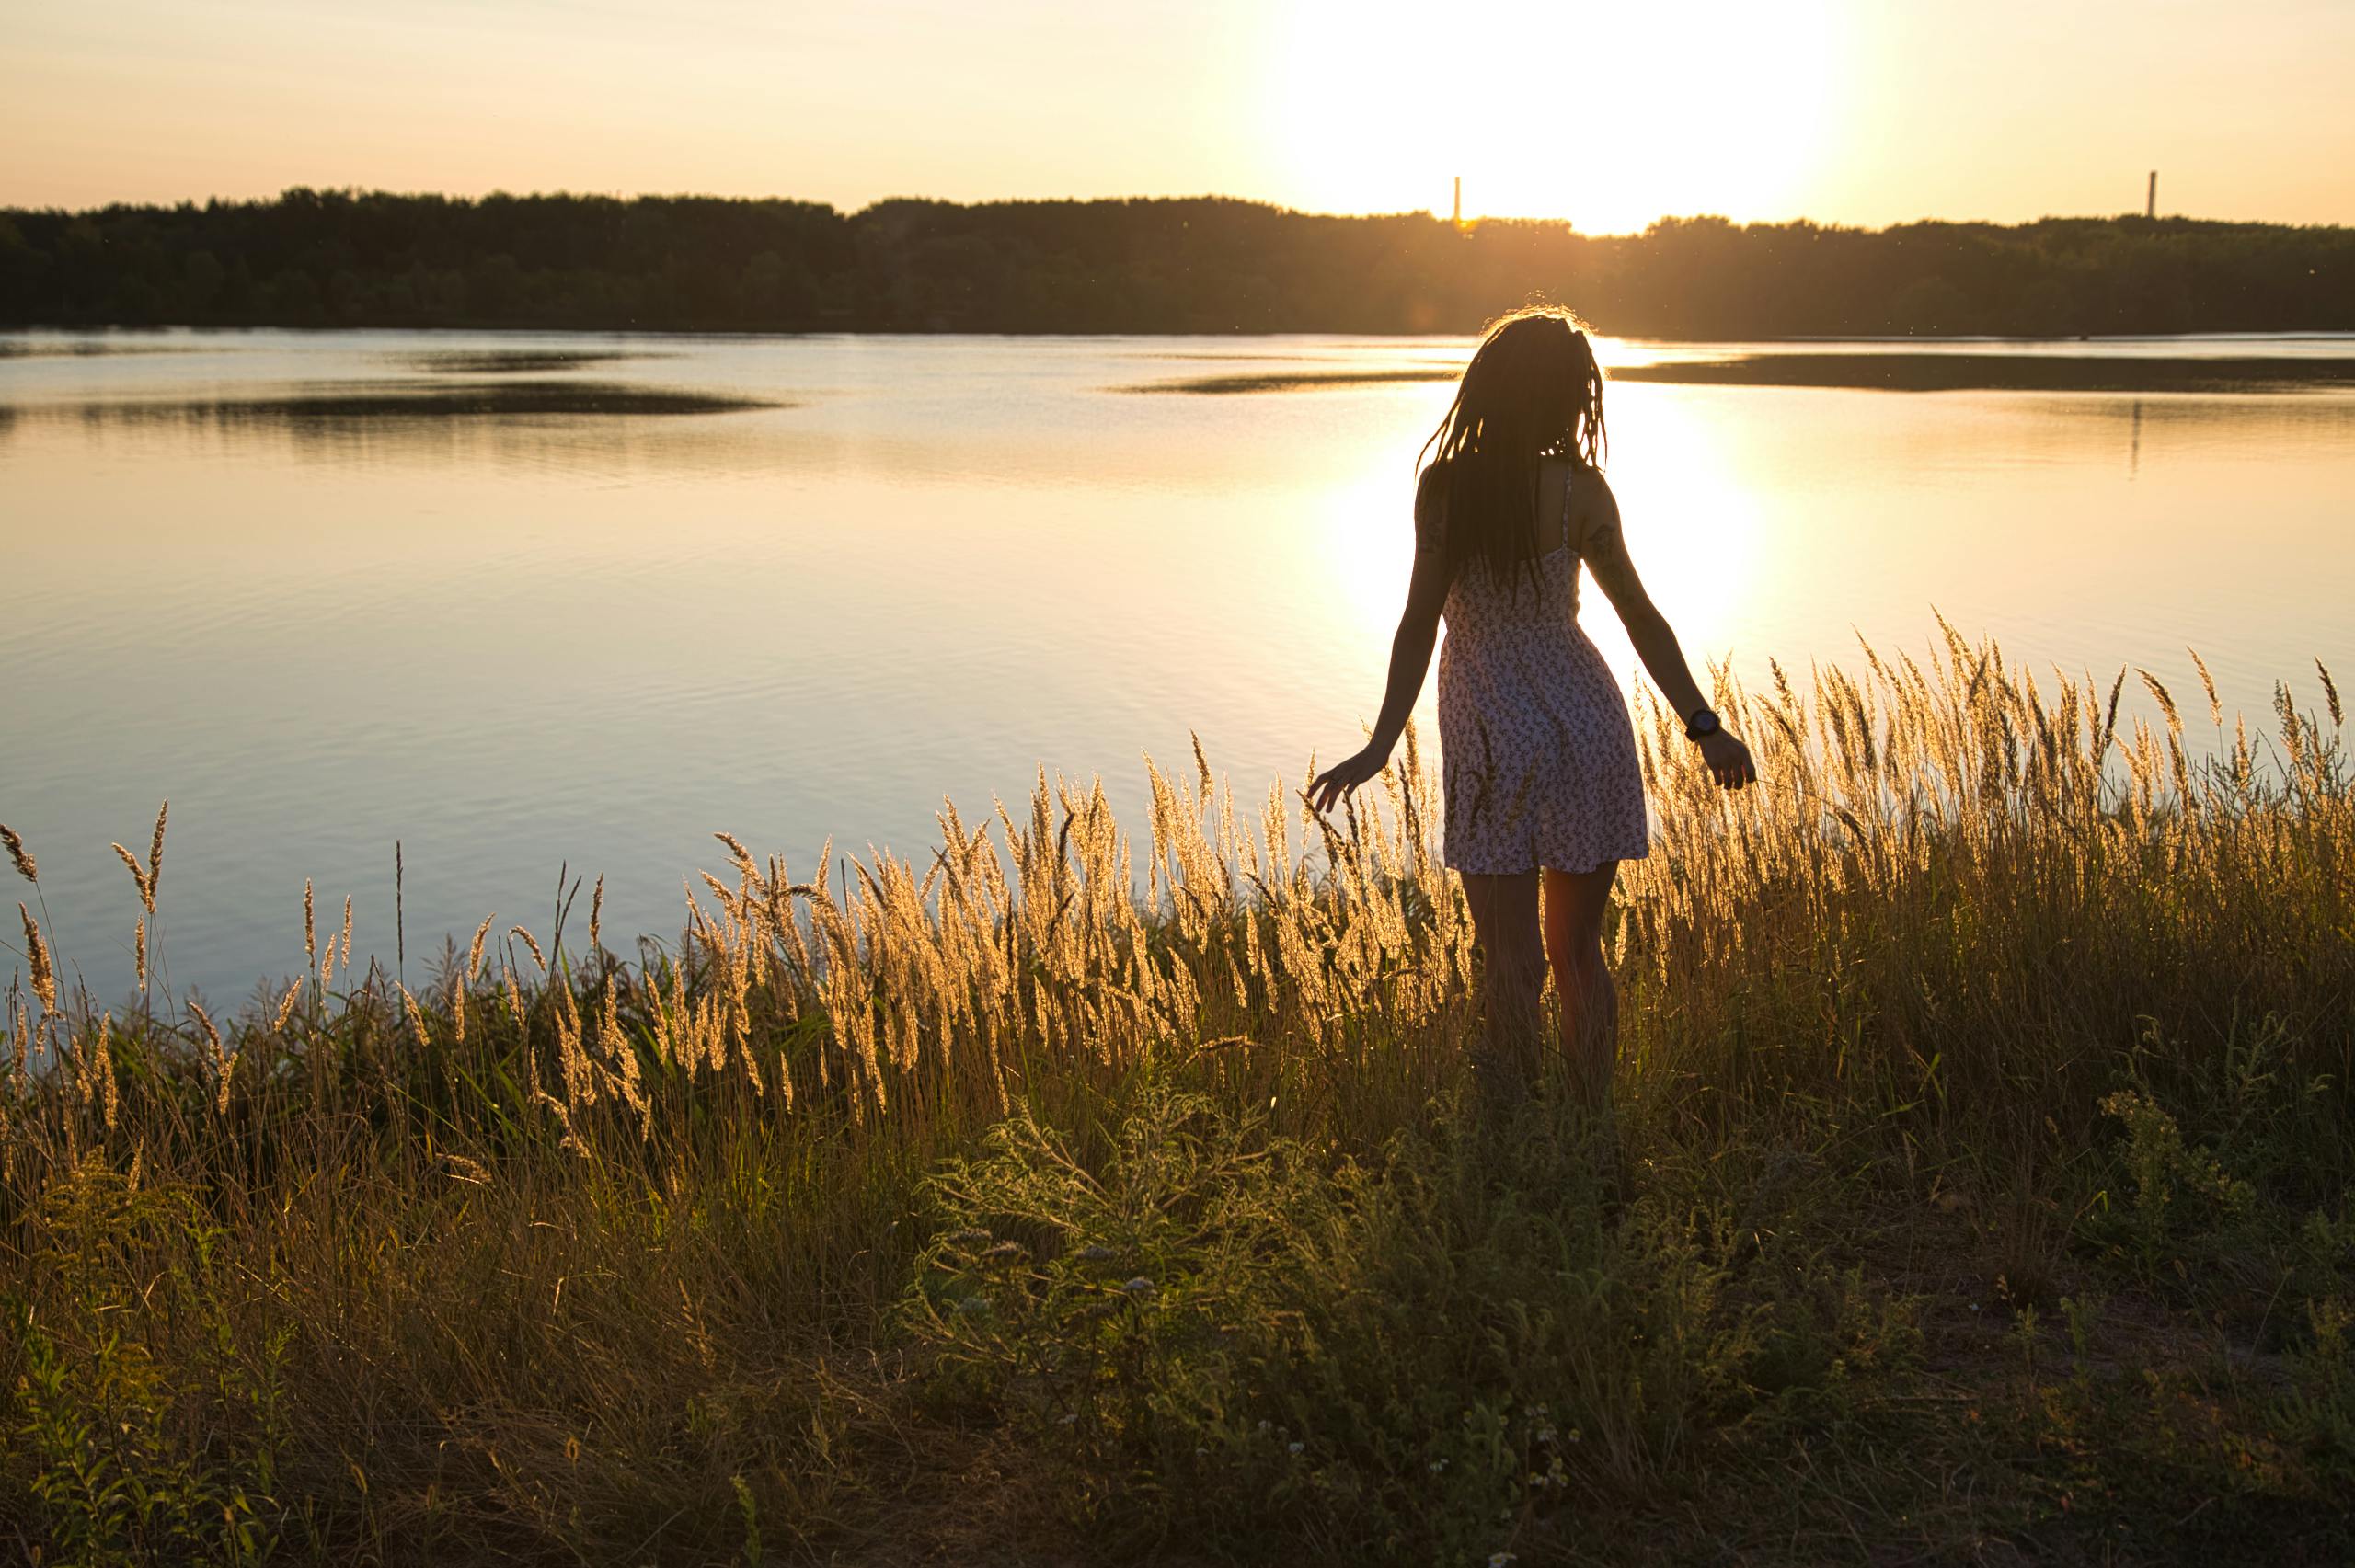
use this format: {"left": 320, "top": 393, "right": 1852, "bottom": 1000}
{"left": 1453, "top": 176, "right": 1462, "bottom": 228}
{"left": 2146, "top": 170, "right": 2156, "bottom": 219}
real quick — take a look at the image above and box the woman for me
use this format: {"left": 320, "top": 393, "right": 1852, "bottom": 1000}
{"left": 1309, "top": 308, "right": 1756, "bottom": 1110}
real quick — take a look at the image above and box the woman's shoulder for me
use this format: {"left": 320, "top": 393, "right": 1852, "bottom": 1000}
{"left": 1556, "top": 455, "right": 1614, "bottom": 500}
{"left": 1413, "top": 461, "right": 1450, "bottom": 544}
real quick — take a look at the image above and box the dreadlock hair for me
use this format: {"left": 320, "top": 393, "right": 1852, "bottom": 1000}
{"left": 1416, "top": 306, "right": 1608, "bottom": 596}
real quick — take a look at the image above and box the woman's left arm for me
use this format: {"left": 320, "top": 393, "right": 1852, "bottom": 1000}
{"left": 1309, "top": 471, "right": 1455, "bottom": 813}
{"left": 1580, "top": 476, "right": 1758, "bottom": 790}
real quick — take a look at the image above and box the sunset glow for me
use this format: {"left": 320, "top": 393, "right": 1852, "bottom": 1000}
{"left": 2, "top": 0, "right": 2349, "bottom": 228}
{"left": 1270, "top": 0, "right": 1847, "bottom": 234}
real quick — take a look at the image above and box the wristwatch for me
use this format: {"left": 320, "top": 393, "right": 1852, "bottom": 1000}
{"left": 1684, "top": 705, "right": 1721, "bottom": 741}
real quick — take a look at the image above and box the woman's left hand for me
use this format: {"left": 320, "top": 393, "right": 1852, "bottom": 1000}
{"left": 1698, "top": 729, "right": 1758, "bottom": 790}
{"left": 1308, "top": 744, "right": 1390, "bottom": 814}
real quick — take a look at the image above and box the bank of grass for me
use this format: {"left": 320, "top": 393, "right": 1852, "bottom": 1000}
{"left": 3, "top": 624, "right": 2351, "bottom": 1565}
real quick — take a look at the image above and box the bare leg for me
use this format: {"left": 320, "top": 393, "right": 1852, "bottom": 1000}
{"left": 1542, "top": 863, "right": 1619, "bottom": 1112}
{"left": 1460, "top": 870, "right": 1544, "bottom": 1110}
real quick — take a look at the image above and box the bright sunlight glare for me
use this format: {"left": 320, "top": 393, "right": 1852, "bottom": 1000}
{"left": 1271, "top": 0, "right": 1848, "bottom": 234}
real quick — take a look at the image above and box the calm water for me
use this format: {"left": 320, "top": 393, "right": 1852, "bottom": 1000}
{"left": 5, "top": 328, "right": 2351, "bottom": 1008}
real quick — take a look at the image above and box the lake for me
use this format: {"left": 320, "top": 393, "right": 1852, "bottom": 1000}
{"left": 4, "top": 327, "right": 2351, "bottom": 1010}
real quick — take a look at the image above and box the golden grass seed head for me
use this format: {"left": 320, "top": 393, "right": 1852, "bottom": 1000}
{"left": 714, "top": 832, "right": 756, "bottom": 876}
{"left": 440, "top": 1152, "right": 492, "bottom": 1185}
{"left": 2318, "top": 660, "right": 2342, "bottom": 728}
{"left": 95, "top": 1011, "right": 117, "bottom": 1129}
{"left": 399, "top": 983, "right": 431, "bottom": 1047}
{"left": 185, "top": 1000, "right": 235, "bottom": 1114}
{"left": 0, "top": 825, "right": 34, "bottom": 884}
{"left": 2189, "top": 647, "right": 2223, "bottom": 727}
{"left": 147, "top": 799, "right": 167, "bottom": 899}
{"left": 590, "top": 876, "right": 603, "bottom": 955}
{"left": 18, "top": 903, "right": 55, "bottom": 1012}
{"left": 511, "top": 925, "right": 547, "bottom": 971}
{"left": 2137, "top": 670, "right": 2182, "bottom": 741}
{"left": 465, "top": 914, "right": 495, "bottom": 982}
{"left": 304, "top": 879, "right": 316, "bottom": 967}
{"left": 134, "top": 917, "right": 147, "bottom": 991}
{"left": 114, "top": 842, "right": 154, "bottom": 910}
{"left": 272, "top": 979, "right": 303, "bottom": 1033}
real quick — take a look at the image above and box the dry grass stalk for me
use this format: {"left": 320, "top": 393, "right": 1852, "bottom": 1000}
{"left": 465, "top": 915, "right": 495, "bottom": 982}
{"left": 2189, "top": 647, "right": 2223, "bottom": 727}
{"left": 114, "top": 842, "right": 154, "bottom": 910}
{"left": 94, "top": 1010, "right": 116, "bottom": 1128}
{"left": 2137, "top": 670, "right": 2181, "bottom": 740}
{"left": 189, "top": 999, "right": 236, "bottom": 1114}
{"left": 454, "top": 914, "right": 495, "bottom": 1047}
{"left": 17, "top": 903, "right": 55, "bottom": 1013}
{"left": 147, "top": 799, "right": 167, "bottom": 902}
{"left": 271, "top": 979, "right": 304, "bottom": 1033}
{"left": 0, "top": 824, "right": 34, "bottom": 884}
{"left": 399, "top": 984, "right": 431, "bottom": 1048}
{"left": 715, "top": 832, "right": 757, "bottom": 877}
{"left": 511, "top": 925, "right": 547, "bottom": 971}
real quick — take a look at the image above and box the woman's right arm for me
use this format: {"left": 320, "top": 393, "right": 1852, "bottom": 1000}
{"left": 1580, "top": 473, "right": 1758, "bottom": 790}
{"left": 1308, "top": 467, "right": 1455, "bottom": 813}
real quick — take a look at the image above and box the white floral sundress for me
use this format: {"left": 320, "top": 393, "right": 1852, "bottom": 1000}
{"left": 1435, "top": 468, "right": 1651, "bottom": 876}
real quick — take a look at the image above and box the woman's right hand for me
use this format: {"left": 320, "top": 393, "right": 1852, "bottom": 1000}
{"left": 1308, "top": 744, "right": 1391, "bottom": 814}
{"left": 1698, "top": 728, "right": 1757, "bottom": 790}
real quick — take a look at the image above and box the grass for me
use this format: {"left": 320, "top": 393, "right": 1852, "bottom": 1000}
{"left": 2, "top": 624, "right": 2351, "bottom": 1565}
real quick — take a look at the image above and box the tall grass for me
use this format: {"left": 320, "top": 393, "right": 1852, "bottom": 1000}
{"left": 3, "top": 626, "right": 2350, "bottom": 1564}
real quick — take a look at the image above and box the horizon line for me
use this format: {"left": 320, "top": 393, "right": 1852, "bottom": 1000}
{"left": 4, "top": 185, "right": 2346, "bottom": 238}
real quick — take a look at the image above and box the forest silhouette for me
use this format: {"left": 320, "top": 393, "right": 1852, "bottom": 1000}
{"left": 3, "top": 189, "right": 2350, "bottom": 338}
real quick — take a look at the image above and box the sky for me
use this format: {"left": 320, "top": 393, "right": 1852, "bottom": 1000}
{"left": 4, "top": 0, "right": 2351, "bottom": 234}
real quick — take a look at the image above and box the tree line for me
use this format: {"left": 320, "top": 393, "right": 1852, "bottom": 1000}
{"left": 2, "top": 188, "right": 2349, "bottom": 338}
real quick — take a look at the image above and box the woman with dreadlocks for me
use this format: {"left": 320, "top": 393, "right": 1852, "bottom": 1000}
{"left": 1310, "top": 307, "right": 1756, "bottom": 1114}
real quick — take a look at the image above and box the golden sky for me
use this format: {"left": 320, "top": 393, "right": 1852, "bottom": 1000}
{"left": 5, "top": 0, "right": 2350, "bottom": 233}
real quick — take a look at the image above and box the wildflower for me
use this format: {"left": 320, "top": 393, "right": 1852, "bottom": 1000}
{"left": 1429, "top": 1458, "right": 1448, "bottom": 1474}
{"left": 1058, "top": 1412, "right": 1079, "bottom": 1425}
{"left": 1535, "top": 1425, "right": 1557, "bottom": 1445}
{"left": 955, "top": 1295, "right": 991, "bottom": 1315}
{"left": 1288, "top": 1441, "right": 1304, "bottom": 1455}
{"left": 1490, "top": 1554, "right": 1518, "bottom": 1567}
{"left": 981, "top": 1240, "right": 1028, "bottom": 1263}
{"left": 1076, "top": 1242, "right": 1116, "bottom": 1263}
{"left": 948, "top": 1228, "right": 992, "bottom": 1247}
{"left": 1258, "top": 1419, "right": 1272, "bottom": 1435}
{"left": 1120, "top": 1276, "right": 1155, "bottom": 1297}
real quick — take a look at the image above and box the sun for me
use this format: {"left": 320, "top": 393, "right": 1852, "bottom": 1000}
{"left": 1264, "top": 0, "right": 1847, "bottom": 235}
